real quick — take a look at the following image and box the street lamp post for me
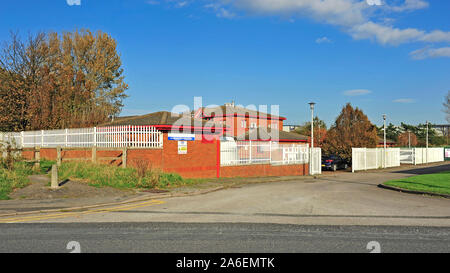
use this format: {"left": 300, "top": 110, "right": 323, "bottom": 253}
{"left": 383, "top": 114, "right": 387, "bottom": 169}
{"left": 408, "top": 130, "right": 411, "bottom": 149}
{"left": 308, "top": 102, "right": 316, "bottom": 175}
{"left": 426, "top": 121, "right": 429, "bottom": 164}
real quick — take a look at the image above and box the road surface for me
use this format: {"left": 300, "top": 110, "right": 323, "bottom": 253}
{"left": 0, "top": 222, "right": 449, "bottom": 253}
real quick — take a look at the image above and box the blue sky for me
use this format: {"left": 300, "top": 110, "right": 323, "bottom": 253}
{"left": 0, "top": 0, "right": 449, "bottom": 127}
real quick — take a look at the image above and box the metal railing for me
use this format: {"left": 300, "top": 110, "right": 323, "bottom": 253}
{"left": 0, "top": 126, "right": 163, "bottom": 149}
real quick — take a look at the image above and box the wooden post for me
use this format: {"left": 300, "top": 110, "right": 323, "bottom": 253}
{"left": 92, "top": 146, "right": 97, "bottom": 163}
{"left": 57, "top": 147, "right": 62, "bottom": 167}
{"left": 122, "top": 147, "right": 127, "bottom": 168}
{"left": 34, "top": 147, "right": 41, "bottom": 170}
{"left": 51, "top": 164, "right": 59, "bottom": 189}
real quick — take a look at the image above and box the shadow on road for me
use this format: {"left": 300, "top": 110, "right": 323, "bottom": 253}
{"left": 391, "top": 164, "right": 450, "bottom": 175}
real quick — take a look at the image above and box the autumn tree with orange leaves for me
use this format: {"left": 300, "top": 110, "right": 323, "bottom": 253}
{"left": 322, "top": 103, "right": 378, "bottom": 161}
{"left": 398, "top": 131, "right": 418, "bottom": 147}
{"left": 0, "top": 30, "right": 128, "bottom": 132}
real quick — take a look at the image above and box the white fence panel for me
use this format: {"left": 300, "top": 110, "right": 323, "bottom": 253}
{"left": 310, "top": 148, "right": 322, "bottom": 175}
{"left": 220, "top": 140, "right": 310, "bottom": 166}
{"left": 1, "top": 126, "right": 163, "bottom": 149}
{"left": 401, "top": 148, "right": 444, "bottom": 165}
{"left": 352, "top": 148, "right": 400, "bottom": 172}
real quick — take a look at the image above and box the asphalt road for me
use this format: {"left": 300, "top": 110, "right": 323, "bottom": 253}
{"left": 0, "top": 222, "right": 449, "bottom": 253}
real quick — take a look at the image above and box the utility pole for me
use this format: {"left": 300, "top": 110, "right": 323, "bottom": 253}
{"left": 308, "top": 102, "right": 316, "bottom": 175}
{"left": 383, "top": 114, "right": 387, "bottom": 168}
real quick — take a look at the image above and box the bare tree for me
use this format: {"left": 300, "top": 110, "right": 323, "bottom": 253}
{"left": 444, "top": 91, "right": 450, "bottom": 123}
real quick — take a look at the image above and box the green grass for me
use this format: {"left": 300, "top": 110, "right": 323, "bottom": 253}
{"left": 0, "top": 161, "right": 34, "bottom": 200}
{"left": 57, "top": 162, "right": 189, "bottom": 190}
{"left": 384, "top": 171, "right": 450, "bottom": 195}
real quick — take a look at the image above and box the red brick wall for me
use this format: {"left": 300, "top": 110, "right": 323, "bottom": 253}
{"left": 220, "top": 164, "right": 308, "bottom": 178}
{"left": 161, "top": 133, "right": 218, "bottom": 178}
{"left": 20, "top": 133, "right": 308, "bottom": 179}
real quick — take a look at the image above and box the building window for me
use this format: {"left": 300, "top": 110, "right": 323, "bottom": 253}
{"left": 250, "top": 122, "right": 257, "bottom": 128}
{"left": 241, "top": 120, "right": 247, "bottom": 128}
{"left": 271, "top": 123, "right": 278, "bottom": 129}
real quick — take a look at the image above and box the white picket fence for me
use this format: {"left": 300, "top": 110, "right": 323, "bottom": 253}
{"left": 352, "top": 148, "right": 400, "bottom": 172}
{"left": 0, "top": 126, "right": 163, "bottom": 149}
{"left": 220, "top": 140, "right": 321, "bottom": 174}
{"left": 400, "top": 148, "right": 444, "bottom": 165}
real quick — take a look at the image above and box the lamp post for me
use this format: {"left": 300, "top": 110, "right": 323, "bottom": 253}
{"left": 308, "top": 102, "right": 316, "bottom": 175}
{"left": 383, "top": 114, "right": 387, "bottom": 169}
{"left": 426, "top": 121, "right": 429, "bottom": 164}
{"left": 408, "top": 130, "right": 411, "bottom": 148}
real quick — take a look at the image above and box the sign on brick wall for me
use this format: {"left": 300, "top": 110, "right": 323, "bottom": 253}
{"left": 168, "top": 133, "right": 195, "bottom": 141}
{"left": 178, "top": 141, "right": 188, "bottom": 154}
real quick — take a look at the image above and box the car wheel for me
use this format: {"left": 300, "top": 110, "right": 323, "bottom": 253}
{"left": 332, "top": 164, "right": 337, "bottom": 172}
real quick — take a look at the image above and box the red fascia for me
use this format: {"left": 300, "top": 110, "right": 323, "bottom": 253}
{"left": 153, "top": 125, "right": 228, "bottom": 134}
{"left": 238, "top": 139, "right": 307, "bottom": 142}
{"left": 201, "top": 113, "right": 286, "bottom": 121}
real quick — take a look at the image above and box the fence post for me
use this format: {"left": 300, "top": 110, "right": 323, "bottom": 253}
{"left": 57, "top": 147, "right": 62, "bottom": 167}
{"left": 20, "top": 131, "right": 24, "bottom": 148}
{"left": 122, "top": 147, "right": 127, "bottom": 168}
{"left": 93, "top": 127, "right": 97, "bottom": 147}
{"left": 364, "top": 148, "right": 367, "bottom": 171}
{"left": 269, "top": 141, "right": 272, "bottom": 164}
{"left": 51, "top": 164, "right": 59, "bottom": 189}
{"left": 249, "top": 141, "right": 252, "bottom": 164}
{"left": 65, "top": 129, "right": 68, "bottom": 147}
{"left": 92, "top": 146, "right": 97, "bottom": 163}
{"left": 34, "top": 147, "right": 41, "bottom": 170}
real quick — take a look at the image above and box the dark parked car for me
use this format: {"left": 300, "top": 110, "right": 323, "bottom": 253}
{"left": 322, "top": 155, "right": 349, "bottom": 171}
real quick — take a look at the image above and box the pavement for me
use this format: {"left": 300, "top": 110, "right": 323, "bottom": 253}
{"left": 1, "top": 223, "right": 449, "bottom": 253}
{"left": 1, "top": 162, "right": 449, "bottom": 226}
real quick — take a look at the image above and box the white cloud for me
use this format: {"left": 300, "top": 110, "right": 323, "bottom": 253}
{"left": 410, "top": 47, "right": 450, "bottom": 60}
{"left": 389, "top": 0, "right": 429, "bottom": 12}
{"left": 66, "top": 0, "right": 81, "bottom": 6}
{"left": 343, "top": 89, "right": 372, "bottom": 96}
{"left": 163, "top": 0, "right": 450, "bottom": 57}
{"left": 393, "top": 98, "right": 416, "bottom": 103}
{"left": 316, "top": 37, "right": 332, "bottom": 44}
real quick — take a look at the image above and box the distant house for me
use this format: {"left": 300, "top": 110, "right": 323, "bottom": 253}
{"left": 236, "top": 128, "right": 308, "bottom": 144}
{"left": 194, "top": 102, "right": 286, "bottom": 138}
{"left": 282, "top": 124, "right": 301, "bottom": 133}
{"left": 377, "top": 137, "right": 397, "bottom": 148}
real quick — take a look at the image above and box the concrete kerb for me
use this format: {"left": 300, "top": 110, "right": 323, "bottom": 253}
{"left": 0, "top": 174, "right": 321, "bottom": 219}
{"left": 378, "top": 184, "right": 450, "bottom": 199}
{"left": 0, "top": 186, "right": 227, "bottom": 218}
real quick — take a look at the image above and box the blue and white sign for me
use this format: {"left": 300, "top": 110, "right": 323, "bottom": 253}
{"left": 168, "top": 133, "right": 195, "bottom": 141}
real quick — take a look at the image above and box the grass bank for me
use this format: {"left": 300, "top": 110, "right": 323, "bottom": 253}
{"left": 57, "top": 162, "right": 200, "bottom": 190}
{"left": 384, "top": 171, "right": 450, "bottom": 195}
{"left": 0, "top": 161, "right": 35, "bottom": 200}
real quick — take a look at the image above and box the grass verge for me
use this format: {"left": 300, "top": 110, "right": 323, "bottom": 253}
{"left": 384, "top": 171, "right": 450, "bottom": 195}
{"left": 0, "top": 161, "right": 34, "bottom": 200}
{"left": 57, "top": 161, "right": 197, "bottom": 190}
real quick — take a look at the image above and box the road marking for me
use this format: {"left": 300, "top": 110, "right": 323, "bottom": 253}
{"left": 0, "top": 199, "right": 165, "bottom": 223}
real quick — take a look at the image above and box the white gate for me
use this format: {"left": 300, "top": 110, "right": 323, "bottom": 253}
{"left": 352, "top": 148, "right": 400, "bottom": 172}
{"left": 310, "top": 148, "right": 322, "bottom": 175}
